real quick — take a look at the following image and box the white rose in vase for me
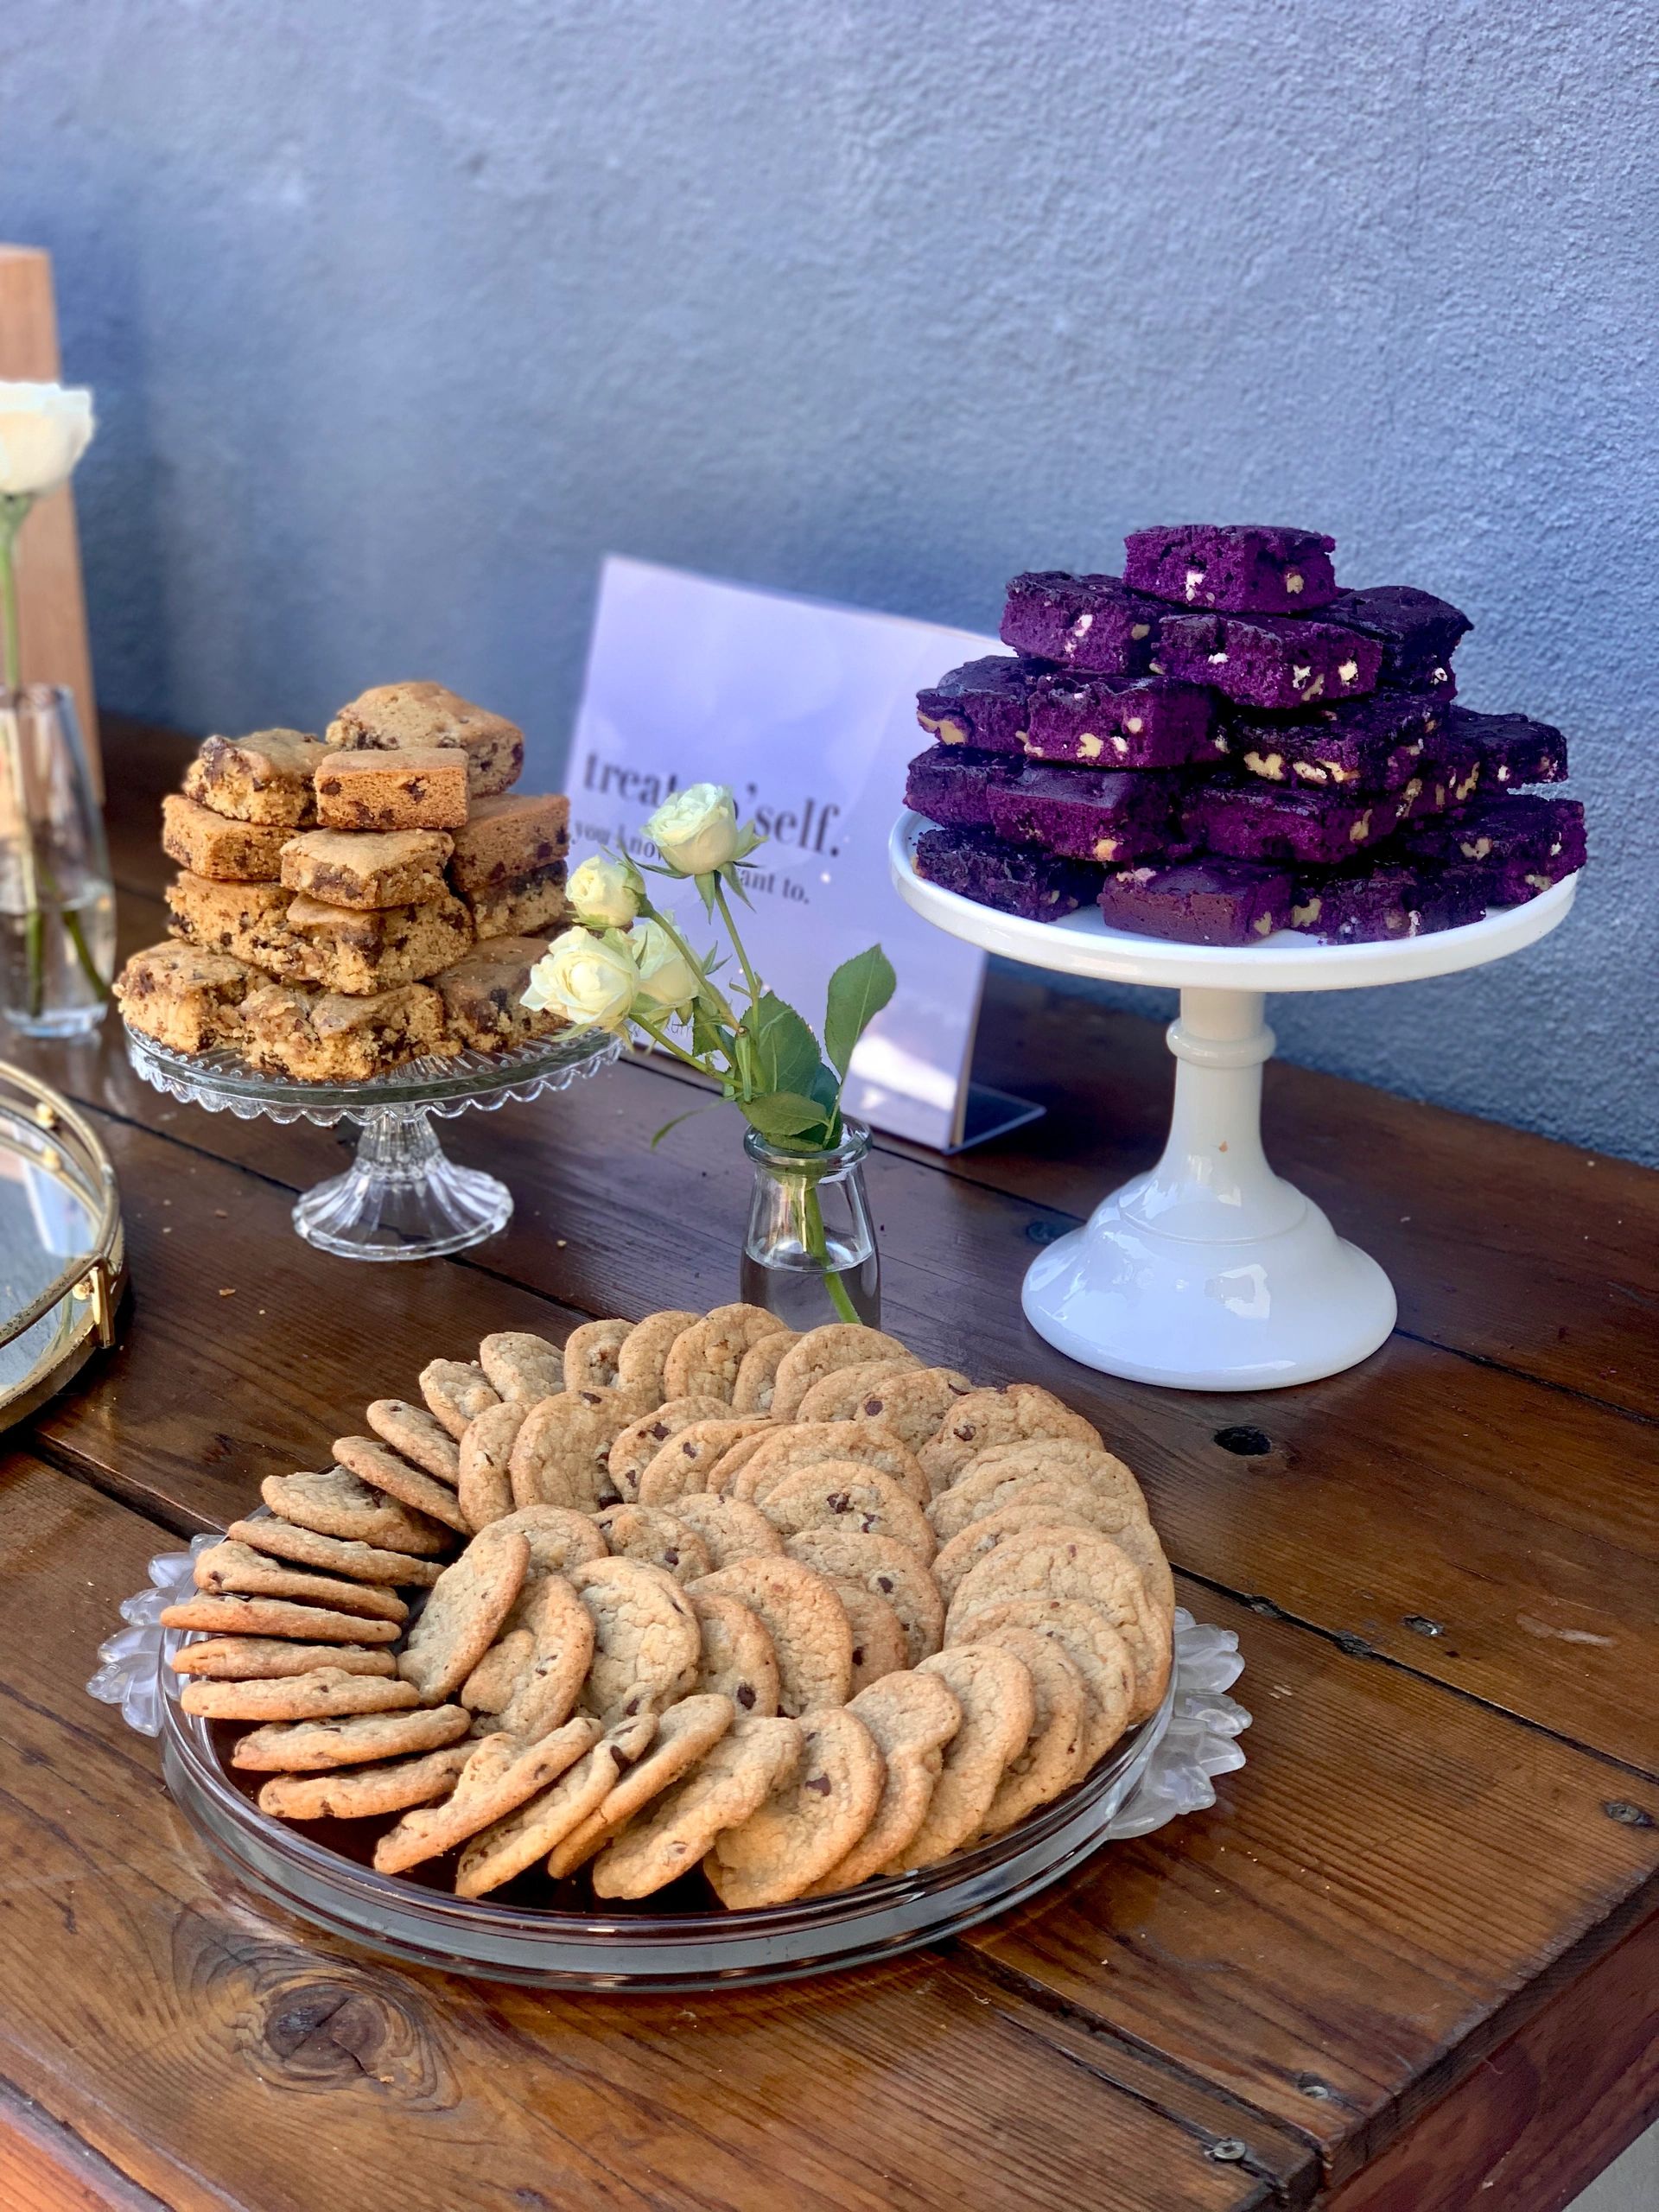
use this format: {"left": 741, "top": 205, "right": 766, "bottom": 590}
{"left": 0, "top": 383, "right": 96, "bottom": 499}
{"left": 524, "top": 928, "right": 638, "bottom": 1032}
{"left": 645, "top": 782, "right": 741, "bottom": 876}
{"left": 567, "top": 853, "right": 640, "bottom": 930}
{"left": 630, "top": 918, "right": 702, "bottom": 1016}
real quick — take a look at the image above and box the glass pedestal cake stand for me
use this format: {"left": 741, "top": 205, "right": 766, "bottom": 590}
{"left": 124, "top": 1024, "right": 623, "bottom": 1262}
{"left": 890, "top": 810, "right": 1580, "bottom": 1391}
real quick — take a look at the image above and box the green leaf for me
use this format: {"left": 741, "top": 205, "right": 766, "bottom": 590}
{"left": 743, "top": 991, "right": 829, "bottom": 1100}
{"left": 741, "top": 1090, "right": 834, "bottom": 1141}
{"left": 823, "top": 944, "right": 896, "bottom": 1079}
{"left": 650, "top": 1103, "right": 719, "bottom": 1149}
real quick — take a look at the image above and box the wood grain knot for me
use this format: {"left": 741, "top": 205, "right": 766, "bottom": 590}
{"left": 174, "top": 1904, "right": 454, "bottom": 2106}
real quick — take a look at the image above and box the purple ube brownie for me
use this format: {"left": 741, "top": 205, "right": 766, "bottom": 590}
{"left": 914, "top": 656, "right": 1036, "bottom": 755}
{"left": 1287, "top": 860, "right": 1488, "bottom": 944}
{"left": 1441, "top": 704, "right": 1568, "bottom": 787}
{"left": 1401, "top": 795, "right": 1586, "bottom": 903}
{"left": 1122, "top": 524, "right": 1338, "bottom": 615}
{"left": 1098, "top": 859, "right": 1294, "bottom": 946}
{"left": 999, "top": 572, "right": 1165, "bottom": 677}
{"left": 904, "top": 744, "right": 1018, "bottom": 830}
{"left": 912, "top": 824, "right": 1102, "bottom": 922}
{"left": 1020, "top": 671, "right": 1217, "bottom": 771}
{"left": 1220, "top": 690, "right": 1444, "bottom": 793}
{"left": 1193, "top": 779, "right": 1402, "bottom": 865}
{"left": 988, "top": 763, "right": 1186, "bottom": 866}
{"left": 1154, "top": 608, "right": 1382, "bottom": 712}
{"left": 1319, "top": 586, "right": 1471, "bottom": 696}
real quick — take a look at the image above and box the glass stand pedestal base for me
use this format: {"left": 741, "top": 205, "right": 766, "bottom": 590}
{"left": 294, "top": 1113, "right": 513, "bottom": 1262}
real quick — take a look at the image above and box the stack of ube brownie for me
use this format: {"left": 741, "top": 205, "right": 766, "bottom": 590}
{"left": 906, "top": 524, "right": 1586, "bottom": 945}
{"left": 114, "top": 682, "right": 572, "bottom": 1080}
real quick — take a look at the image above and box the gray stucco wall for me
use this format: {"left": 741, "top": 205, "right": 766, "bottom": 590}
{"left": 3, "top": 0, "right": 1652, "bottom": 1160}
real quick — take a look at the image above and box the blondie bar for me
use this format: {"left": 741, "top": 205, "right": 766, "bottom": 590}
{"left": 164, "top": 873, "right": 303, "bottom": 975}
{"left": 183, "top": 728, "right": 329, "bottom": 827}
{"left": 279, "top": 829, "right": 454, "bottom": 911}
{"left": 446, "top": 794, "right": 569, "bottom": 893}
{"left": 285, "top": 890, "right": 474, "bottom": 995}
{"left": 1122, "top": 524, "right": 1338, "bottom": 614}
{"left": 913, "top": 825, "right": 1101, "bottom": 922}
{"left": 326, "top": 682, "right": 524, "bottom": 797}
{"left": 238, "top": 981, "right": 454, "bottom": 1083}
{"left": 115, "top": 944, "right": 263, "bottom": 1054}
{"left": 314, "top": 747, "right": 469, "bottom": 833}
{"left": 913, "top": 656, "right": 1035, "bottom": 754}
{"left": 460, "top": 864, "right": 569, "bottom": 939}
{"left": 161, "top": 794, "right": 289, "bottom": 882}
{"left": 1154, "top": 609, "right": 1382, "bottom": 711}
{"left": 1097, "top": 860, "right": 1294, "bottom": 946}
{"left": 432, "top": 937, "right": 563, "bottom": 1051}
{"left": 999, "top": 573, "right": 1164, "bottom": 677}
{"left": 1021, "top": 671, "right": 1217, "bottom": 771}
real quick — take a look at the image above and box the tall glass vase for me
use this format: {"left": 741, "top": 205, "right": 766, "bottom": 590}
{"left": 740, "top": 1119, "right": 881, "bottom": 1328}
{"left": 0, "top": 686, "right": 115, "bottom": 1039}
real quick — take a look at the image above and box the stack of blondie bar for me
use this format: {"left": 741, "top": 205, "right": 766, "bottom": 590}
{"left": 115, "top": 682, "right": 573, "bottom": 1080}
{"left": 906, "top": 525, "right": 1586, "bottom": 945}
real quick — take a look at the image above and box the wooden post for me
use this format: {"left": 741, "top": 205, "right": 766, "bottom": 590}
{"left": 0, "top": 245, "right": 100, "bottom": 787}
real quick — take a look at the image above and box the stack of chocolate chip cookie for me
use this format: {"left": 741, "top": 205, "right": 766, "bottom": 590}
{"left": 162, "top": 1306, "right": 1176, "bottom": 1908}
{"left": 114, "top": 681, "right": 572, "bottom": 1081}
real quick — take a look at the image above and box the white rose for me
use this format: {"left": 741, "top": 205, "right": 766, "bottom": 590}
{"left": 0, "top": 383, "right": 95, "bottom": 499}
{"left": 630, "top": 918, "right": 702, "bottom": 1014}
{"left": 645, "top": 782, "right": 740, "bottom": 875}
{"left": 567, "top": 854, "right": 639, "bottom": 929}
{"left": 523, "top": 928, "right": 638, "bottom": 1031}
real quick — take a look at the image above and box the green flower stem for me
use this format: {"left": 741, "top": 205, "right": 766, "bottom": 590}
{"left": 796, "top": 1173, "right": 860, "bottom": 1324}
{"left": 0, "top": 498, "right": 45, "bottom": 1017}
{"left": 713, "top": 876, "right": 763, "bottom": 1008}
{"left": 631, "top": 1011, "right": 711, "bottom": 1077}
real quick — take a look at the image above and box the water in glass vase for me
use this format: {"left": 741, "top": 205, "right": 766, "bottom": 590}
{"left": 0, "top": 866, "right": 116, "bottom": 1039}
{"left": 741, "top": 1119, "right": 882, "bottom": 1328}
{"left": 740, "top": 1237, "right": 882, "bottom": 1329}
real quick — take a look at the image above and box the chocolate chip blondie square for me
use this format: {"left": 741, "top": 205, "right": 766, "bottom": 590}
{"left": 238, "top": 981, "right": 455, "bottom": 1082}
{"left": 161, "top": 794, "right": 289, "bottom": 882}
{"left": 314, "top": 747, "right": 470, "bottom": 833}
{"left": 279, "top": 829, "right": 454, "bottom": 911}
{"left": 446, "top": 795, "right": 569, "bottom": 893}
{"left": 326, "top": 682, "right": 524, "bottom": 798}
{"left": 431, "top": 937, "right": 563, "bottom": 1050}
{"left": 114, "top": 944, "right": 263, "bottom": 1053}
{"left": 286, "top": 890, "right": 474, "bottom": 994}
{"left": 164, "top": 873, "right": 305, "bottom": 975}
{"left": 182, "top": 728, "right": 329, "bottom": 827}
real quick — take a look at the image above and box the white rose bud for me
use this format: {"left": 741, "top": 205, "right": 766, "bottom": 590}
{"left": 645, "top": 782, "right": 741, "bottom": 876}
{"left": 630, "top": 918, "right": 702, "bottom": 1015}
{"left": 523, "top": 928, "right": 638, "bottom": 1032}
{"left": 567, "top": 854, "right": 639, "bottom": 930}
{"left": 0, "top": 383, "right": 95, "bottom": 499}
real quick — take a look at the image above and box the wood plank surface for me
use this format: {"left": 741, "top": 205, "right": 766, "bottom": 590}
{"left": 0, "top": 1454, "right": 1299, "bottom": 2212}
{"left": 28, "top": 1017, "right": 1659, "bottom": 1780}
{"left": 1319, "top": 1902, "right": 1659, "bottom": 2212}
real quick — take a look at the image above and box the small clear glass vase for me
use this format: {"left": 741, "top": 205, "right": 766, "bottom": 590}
{"left": 741, "top": 1118, "right": 880, "bottom": 1328}
{"left": 0, "top": 685, "right": 114, "bottom": 1039}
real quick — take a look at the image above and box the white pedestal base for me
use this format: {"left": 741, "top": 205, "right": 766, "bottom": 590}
{"left": 1020, "top": 986, "right": 1395, "bottom": 1389}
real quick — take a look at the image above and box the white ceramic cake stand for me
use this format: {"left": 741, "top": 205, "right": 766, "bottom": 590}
{"left": 890, "top": 812, "right": 1579, "bottom": 1390}
{"left": 124, "top": 1025, "right": 622, "bottom": 1262}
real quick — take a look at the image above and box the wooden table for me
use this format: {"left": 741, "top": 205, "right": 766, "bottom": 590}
{"left": 0, "top": 722, "right": 1654, "bottom": 2212}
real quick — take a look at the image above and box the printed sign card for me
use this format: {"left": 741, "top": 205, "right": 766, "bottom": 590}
{"left": 565, "top": 556, "right": 1009, "bottom": 1150}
